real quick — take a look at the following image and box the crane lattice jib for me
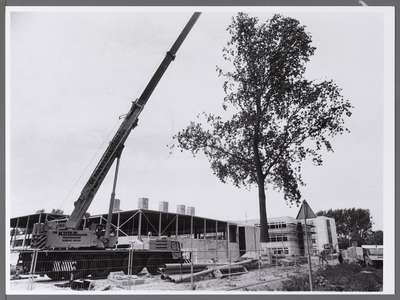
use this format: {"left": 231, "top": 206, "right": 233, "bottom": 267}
{"left": 65, "top": 12, "right": 201, "bottom": 229}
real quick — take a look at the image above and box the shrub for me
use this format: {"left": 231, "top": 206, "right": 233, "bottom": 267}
{"left": 280, "top": 262, "right": 383, "bottom": 292}
{"left": 280, "top": 274, "right": 310, "bottom": 291}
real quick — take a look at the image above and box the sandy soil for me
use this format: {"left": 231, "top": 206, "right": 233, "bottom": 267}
{"left": 9, "top": 261, "right": 319, "bottom": 293}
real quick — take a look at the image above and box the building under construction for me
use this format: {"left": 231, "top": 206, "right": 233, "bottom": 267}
{"left": 237, "top": 215, "right": 338, "bottom": 257}
{"left": 10, "top": 197, "right": 337, "bottom": 263}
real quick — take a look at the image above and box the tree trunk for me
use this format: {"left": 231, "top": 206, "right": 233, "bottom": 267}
{"left": 258, "top": 178, "right": 269, "bottom": 243}
{"left": 253, "top": 115, "right": 269, "bottom": 243}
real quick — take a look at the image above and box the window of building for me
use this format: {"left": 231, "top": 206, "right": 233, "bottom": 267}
{"left": 326, "top": 219, "right": 333, "bottom": 245}
{"left": 268, "top": 222, "right": 288, "bottom": 230}
{"left": 269, "top": 234, "right": 288, "bottom": 242}
{"left": 229, "top": 224, "right": 236, "bottom": 243}
{"left": 270, "top": 247, "right": 289, "bottom": 255}
{"left": 201, "top": 232, "right": 226, "bottom": 240}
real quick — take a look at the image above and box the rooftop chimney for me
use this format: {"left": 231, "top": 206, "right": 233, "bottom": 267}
{"left": 159, "top": 201, "right": 169, "bottom": 212}
{"left": 113, "top": 199, "right": 122, "bottom": 212}
{"left": 186, "top": 206, "right": 195, "bottom": 216}
{"left": 177, "top": 204, "right": 186, "bottom": 214}
{"left": 138, "top": 197, "right": 149, "bottom": 209}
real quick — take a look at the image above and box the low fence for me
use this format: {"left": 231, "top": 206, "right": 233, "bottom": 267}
{"left": 9, "top": 248, "right": 319, "bottom": 291}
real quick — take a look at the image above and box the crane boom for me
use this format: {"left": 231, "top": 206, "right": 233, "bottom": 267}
{"left": 64, "top": 12, "right": 201, "bottom": 230}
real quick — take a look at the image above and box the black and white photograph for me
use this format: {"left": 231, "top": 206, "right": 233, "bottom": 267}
{"left": 5, "top": 4, "right": 395, "bottom": 295}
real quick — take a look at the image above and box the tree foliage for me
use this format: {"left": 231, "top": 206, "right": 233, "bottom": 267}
{"left": 281, "top": 262, "right": 383, "bottom": 292}
{"left": 316, "top": 208, "right": 374, "bottom": 245}
{"left": 173, "top": 13, "right": 352, "bottom": 242}
{"left": 51, "top": 208, "right": 64, "bottom": 215}
{"left": 364, "top": 230, "right": 383, "bottom": 245}
{"left": 36, "top": 208, "right": 65, "bottom": 215}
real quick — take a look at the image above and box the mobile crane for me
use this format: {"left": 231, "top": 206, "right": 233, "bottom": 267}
{"left": 15, "top": 12, "right": 201, "bottom": 280}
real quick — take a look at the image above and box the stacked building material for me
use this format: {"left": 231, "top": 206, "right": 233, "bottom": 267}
{"left": 158, "top": 263, "right": 208, "bottom": 275}
{"left": 107, "top": 271, "right": 145, "bottom": 287}
{"left": 163, "top": 260, "right": 252, "bottom": 283}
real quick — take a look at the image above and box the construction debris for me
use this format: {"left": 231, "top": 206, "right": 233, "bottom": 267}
{"left": 214, "top": 264, "right": 248, "bottom": 278}
{"left": 71, "top": 279, "right": 95, "bottom": 291}
{"left": 163, "top": 259, "right": 252, "bottom": 283}
{"left": 107, "top": 271, "right": 145, "bottom": 287}
{"left": 54, "top": 281, "right": 72, "bottom": 288}
{"left": 54, "top": 278, "right": 96, "bottom": 291}
{"left": 158, "top": 263, "right": 208, "bottom": 275}
{"left": 169, "top": 267, "right": 215, "bottom": 283}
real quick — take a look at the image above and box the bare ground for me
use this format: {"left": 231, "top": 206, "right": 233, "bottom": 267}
{"left": 9, "top": 262, "right": 317, "bottom": 293}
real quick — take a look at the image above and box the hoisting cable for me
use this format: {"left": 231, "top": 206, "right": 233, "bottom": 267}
{"left": 57, "top": 116, "right": 123, "bottom": 211}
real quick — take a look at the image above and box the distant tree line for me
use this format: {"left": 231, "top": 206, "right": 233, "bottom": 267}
{"left": 316, "top": 208, "right": 383, "bottom": 248}
{"left": 35, "top": 209, "right": 91, "bottom": 218}
{"left": 36, "top": 208, "right": 64, "bottom": 215}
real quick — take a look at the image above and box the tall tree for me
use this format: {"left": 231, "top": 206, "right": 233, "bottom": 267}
{"left": 365, "top": 230, "right": 383, "bottom": 246}
{"left": 173, "top": 13, "right": 352, "bottom": 243}
{"left": 316, "top": 208, "right": 374, "bottom": 244}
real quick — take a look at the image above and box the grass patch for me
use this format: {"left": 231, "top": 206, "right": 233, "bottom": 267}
{"left": 280, "top": 262, "right": 383, "bottom": 292}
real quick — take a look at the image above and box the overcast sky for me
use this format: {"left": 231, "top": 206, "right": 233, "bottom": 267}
{"left": 6, "top": 6, "right": 394, "bottom": 232}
